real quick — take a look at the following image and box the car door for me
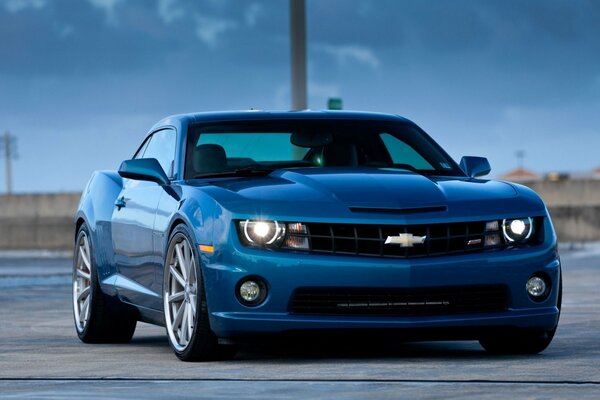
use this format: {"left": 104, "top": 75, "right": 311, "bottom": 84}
{"left": 111, "top": 128, "right": 176, "bottom": 309}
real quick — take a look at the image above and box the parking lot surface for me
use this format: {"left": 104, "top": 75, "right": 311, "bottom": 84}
{"left": 0, "top": 246, "right": 598, "bottom": 399}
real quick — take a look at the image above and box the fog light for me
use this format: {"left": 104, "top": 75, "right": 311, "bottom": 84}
{"left": 527, "top": 276, "right": 547, "bottom": 298}
{"left": 236, "top": 277, "right": 267, "bottom": 306}
{"left": 239, "top": 280, "right": 260, "bottom": 302}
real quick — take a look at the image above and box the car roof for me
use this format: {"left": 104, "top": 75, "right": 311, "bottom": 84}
{"left": 150, "top": 110, "right": 415, "bottom": 132}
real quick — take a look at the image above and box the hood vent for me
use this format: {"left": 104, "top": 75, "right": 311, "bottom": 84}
{"left": 349, "top": 206, "right": 447, "bottom": 215}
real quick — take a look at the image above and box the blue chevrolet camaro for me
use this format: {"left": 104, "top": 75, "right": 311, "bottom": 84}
{"left": 73, "top": 111, "right": 561, "bottom": 361}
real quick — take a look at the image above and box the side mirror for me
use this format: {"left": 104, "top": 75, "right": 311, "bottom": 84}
{"left": 460, "top": 156, "right": 491, "bottom": 178}
{"left": 118, "top": 158, "right": 170, "bottom": 185}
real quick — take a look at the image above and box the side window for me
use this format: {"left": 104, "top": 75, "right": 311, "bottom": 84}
{"left": 133, "top": 136, "right": 151, "bottom": 159}
{"left": 380, "top": 133, "right": 434, "bottom": 170}
{"left": 142, "top": 129, "right": 177, "bottom": 177}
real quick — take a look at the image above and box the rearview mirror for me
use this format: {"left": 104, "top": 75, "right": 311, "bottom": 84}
{"left": 460, "top": 156, "right": 491, "bottom": 178}
{"left": 118, "top": 158, "right": 169, "bottom": 185}
{"left": 290, "top": 131, "right": 333, "bottom": 148}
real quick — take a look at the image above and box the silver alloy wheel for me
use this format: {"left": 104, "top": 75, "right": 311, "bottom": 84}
{"left": 73, "top": 231, "right": 92, "bottom": 333}
{"left": 164, "top": 235, "right": 198, "bottom": 352}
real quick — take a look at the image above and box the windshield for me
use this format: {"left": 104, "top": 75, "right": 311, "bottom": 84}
{"left": 185, "top": 120, "right": 463, "bottom": 179}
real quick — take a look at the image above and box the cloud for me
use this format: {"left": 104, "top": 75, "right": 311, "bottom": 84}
{"left": 157, "top": 0, "right": 184, "bottom": 24}
{"left": 87, "top": 0, "right": 121, "bottom": 24}
{"left": 3, "top": 0, "right": 46, "bottom": 13}
{"left": 54, "top": 23, "right": 74, "bottom": 39}
{"left": 244, "top": 3, "right": 264, "bottom": 27}
{"left": 316, "top": 44, "right": 381, "bottom": 69}
{"left": 194, "top": 14, "right": 237, "bottom": 48}
{"left": 309, "top": 82, "right": 340, "bottom": 98}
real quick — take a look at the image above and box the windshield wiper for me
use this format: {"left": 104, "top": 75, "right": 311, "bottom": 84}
{"left": 193, "top": 165, "right": 274, "bottom": 179}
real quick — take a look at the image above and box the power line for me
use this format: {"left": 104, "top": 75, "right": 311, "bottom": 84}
{"left": 0, "top": 131, "right": 18, "bottom": 194}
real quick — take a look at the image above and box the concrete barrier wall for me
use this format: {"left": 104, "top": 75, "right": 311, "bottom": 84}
{"left": 524, "top": 179, "right": 600, "bottom": 207}
{"left": 0, "top": 193, "right": 81, "bottom": 250}
{"left": 520, "top": 179, "right": 600, "bottom": 242}
{"left": 0, "top": 180, "right": 598, "bottom": 250}
{"left": 546, "top": 206, "right": 600, "bottom": 242}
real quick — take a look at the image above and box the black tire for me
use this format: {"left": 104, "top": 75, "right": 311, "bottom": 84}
{"left": 73, "top": 223, "right": 137, "bottom": 344}
{"left": 479, "top": 273, "right": 562, "bottom": 355}
{"left": 163, "top": 224, "right": 235, "bottom": 361}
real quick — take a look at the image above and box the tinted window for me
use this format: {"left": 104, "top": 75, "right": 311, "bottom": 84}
{"left": 380, "top": 133, "right": 434, "bottom": 170}
{"left": 142, "top": 129, "right": 176, "bottom": 177}
{"left": 133, "top": 137, "right": 151, "bottom": 160}
{"left": 197, "top": 133, "right": 308, "bottom": 161}
{"left": 185, "top": 120, "right": 461, "bottom": 178}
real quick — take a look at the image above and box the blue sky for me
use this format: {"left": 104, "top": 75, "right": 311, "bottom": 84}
{"left": 1, "top": 0, "right": 599, "bottom": 192}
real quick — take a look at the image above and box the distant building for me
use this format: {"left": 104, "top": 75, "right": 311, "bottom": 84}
{"left": 594, "top": 166, "right": 600, "bottom": 179}
{"left": 499, "top": 167, "right": 541, "bottom": 182}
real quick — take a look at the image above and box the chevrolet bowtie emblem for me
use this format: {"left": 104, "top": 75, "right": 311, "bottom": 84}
{"left": 385, "top": 233, "right": 427, "bottom": 248}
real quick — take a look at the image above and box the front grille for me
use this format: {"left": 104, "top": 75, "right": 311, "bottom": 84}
{"left": 290, "top": 285, "right": 508, "bottom": 316}
{"left": 301, "top": 221, "right": 490, "bottom": 258}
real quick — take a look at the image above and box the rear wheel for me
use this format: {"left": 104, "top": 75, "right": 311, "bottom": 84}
{"left": 73, "top": 224, "right": 137, "bottom": 343}
{"left": 163, "top": 225, "right": 235, "bottom": 361}
{"left": 479, "top": 274, "right": 562, "bottom": 355}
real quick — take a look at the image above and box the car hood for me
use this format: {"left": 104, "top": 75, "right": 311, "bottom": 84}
{"left": 190, "top": 168, "right": 546, "bottom": 220}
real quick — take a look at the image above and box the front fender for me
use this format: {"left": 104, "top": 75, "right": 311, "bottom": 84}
{"left": 75, "top": 171, "right": 123, "bottom": 281}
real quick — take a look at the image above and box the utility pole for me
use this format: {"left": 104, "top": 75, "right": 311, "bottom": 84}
{"left": 290, "top": 0, "right": 307, "bottom": 110}
{"left": 0, "top": 131, "right": 17, "bottom": 194}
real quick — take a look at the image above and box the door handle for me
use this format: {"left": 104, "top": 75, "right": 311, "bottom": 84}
{"left": 115, "top": 197, "right": 127, "bottom": 210}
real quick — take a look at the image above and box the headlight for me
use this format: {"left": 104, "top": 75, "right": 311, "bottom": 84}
{"left": 484, "top": 220, "right": 502, "bottom": 247}
{"left": 240, "top": 220, "right": 286, "bottom": 246}
{"left": 238, "top": 220, "right": 310, "bottom": 250}
{"left": 502, "top": 217, "right": 533, "bottom": 244}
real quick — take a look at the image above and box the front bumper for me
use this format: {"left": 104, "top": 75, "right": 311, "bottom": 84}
{"left": 201, "top": 235, "right": 561, "bottom": 339}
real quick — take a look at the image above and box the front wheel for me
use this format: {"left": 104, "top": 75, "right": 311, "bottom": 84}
{"left": 163, "top": 225, "right": 234, "bottom": 361}
{"left": 479, "top": 275, "right": 562, "bottom": 355}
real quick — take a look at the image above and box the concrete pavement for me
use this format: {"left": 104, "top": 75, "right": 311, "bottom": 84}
{"left": 0, "top": 245, "right": 599, "bottom": 399}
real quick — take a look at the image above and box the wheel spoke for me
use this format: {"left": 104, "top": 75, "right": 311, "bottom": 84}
{"left": 184, "top": 242, "right": 194, "bottom": 280}
{"left": 180, "top": 305, "right": 189, "bottom": 344}
{"left": 169, "top": 265, "right": 186, "bottom": 288}
{"left": 188, "top": 257, "right": 196, "bottom": 283}
{"left": 186, "top": 302, "right": 194, "bottom": 340}
{"left": 77, "top": 286, "right": 90, "bottom": 302}
{"left": 189, "top": 294, "right": 197, "bottom": 315}
{"left": 79, "top": 244, "right": 91, "bottom": 272}
{"left": 80, "top": 295, "right": 90, "bottom": 323}
{"left": 171, "top": 302, "right": 185, "bottom": 332}
{"left": 175, "top": 243, "right": 187, "bottom": 279}
{"left": 77, "top": 269, "right": 91, "bottom": 281}
{"left": 168, "top": 291, "right": 185, "bottom": 304}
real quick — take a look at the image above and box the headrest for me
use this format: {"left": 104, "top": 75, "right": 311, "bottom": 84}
{"left": 322, "top": 141, "right": 357, "bottom": 167}
{"left": 193, "top": 144, "right": 227, "bottom": 174}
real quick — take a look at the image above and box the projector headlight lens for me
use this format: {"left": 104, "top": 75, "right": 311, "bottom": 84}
{"left": 502, "top": 217, "right": 533, "bottom": 244}
{"left": 238, "top": 220, "right": 310, "bottom": 250}
{"left": 240, "top": 220, "right": 286, "bottom": 246}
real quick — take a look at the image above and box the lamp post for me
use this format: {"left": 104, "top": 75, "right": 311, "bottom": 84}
{"left": 290, "top": 0, "right": 307, "bottom": 110}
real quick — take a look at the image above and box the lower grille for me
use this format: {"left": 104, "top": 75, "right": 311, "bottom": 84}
{"left": 290, "top": 285, "right": 508, "bottom": 316}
